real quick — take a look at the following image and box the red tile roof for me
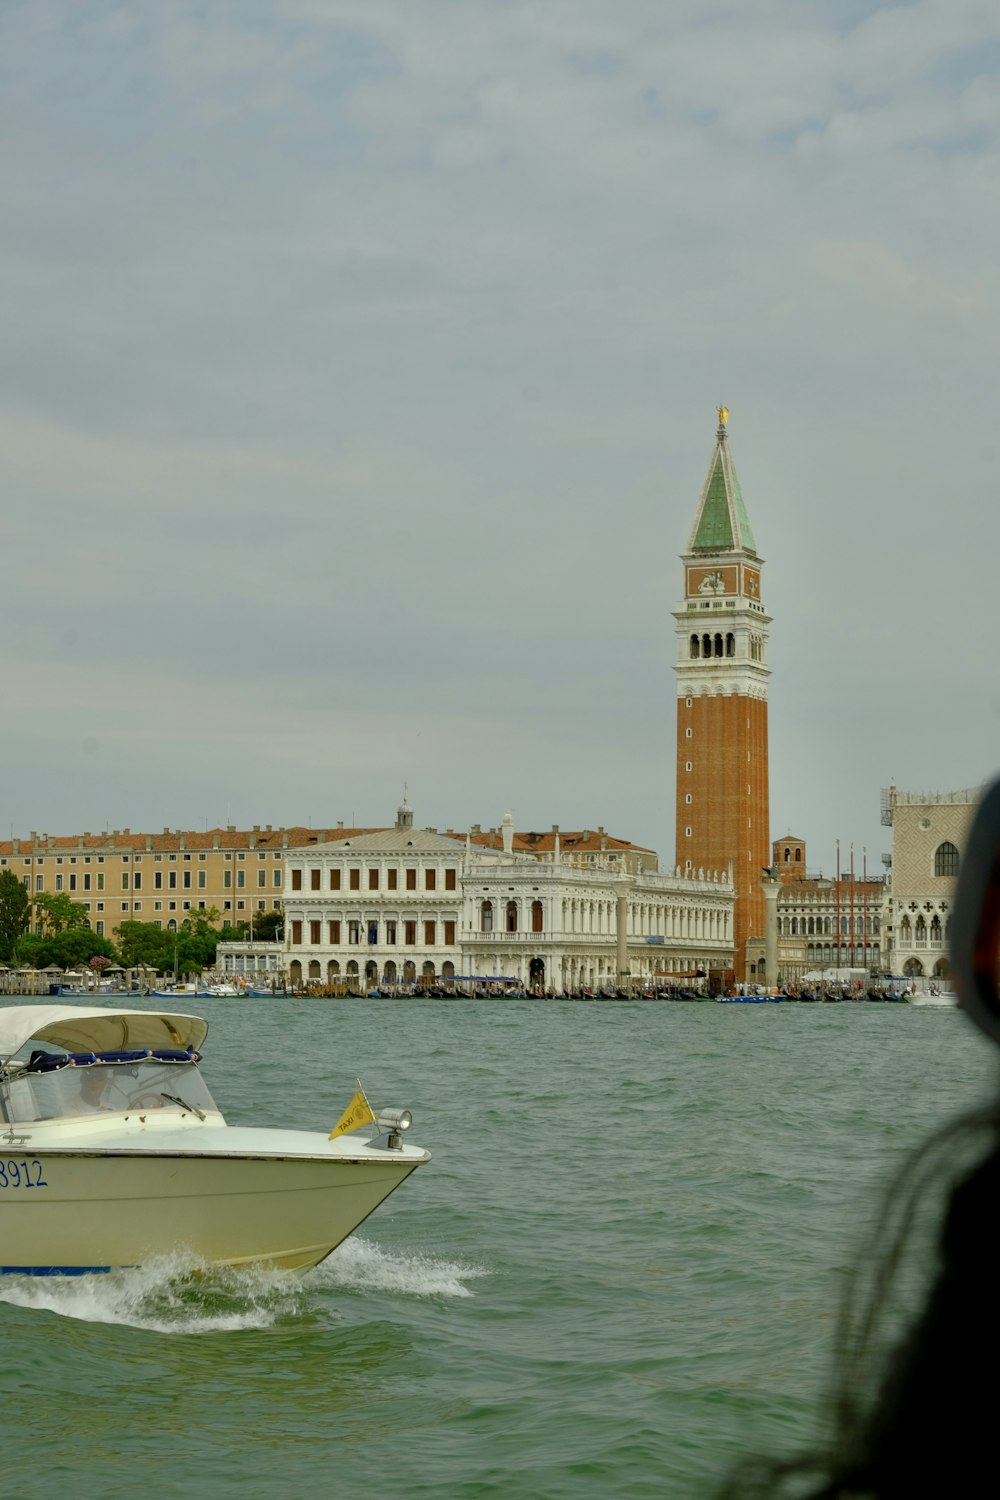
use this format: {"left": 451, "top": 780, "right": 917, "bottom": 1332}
{"left": 1, "top": 823, "right": 653, "bottom": 858}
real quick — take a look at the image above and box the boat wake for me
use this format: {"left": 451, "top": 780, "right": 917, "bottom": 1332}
{"left": 0, "top": 1252, "right": 308, "bottom": 1333}
{"left": 0, "top": 1240, "right": 487, "bottom": 1330}
{"left": 312, "top": 1236, "right": 488, "bottom": 1299}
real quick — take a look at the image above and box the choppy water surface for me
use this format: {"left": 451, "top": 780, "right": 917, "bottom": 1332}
{"left": 2, "top": 997, "right": 996, "bottom": 1499}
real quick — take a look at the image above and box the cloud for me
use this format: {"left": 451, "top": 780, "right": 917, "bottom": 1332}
{"left": 2, "top": 0, "right": 999, "bottom": 864}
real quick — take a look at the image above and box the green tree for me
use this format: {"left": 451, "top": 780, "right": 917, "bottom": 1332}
{"left": 14, "top": 928, "right": 118, "bottom": 971}
{"left": 116, "top": 909, "right": 223, "bottom": 978}
{"left": 13, "top": 934, "right": 47, "bottom": 970}
{"left": 115, "top": 921, "right": 174, "bottom": 972}
{"left": 217, "top": 909, "right": 283, "bottom": 942}
{"left": 0, "top": 869, "right": 30, "bottom": 960}
{"left": 49, "top": 929, "right": 118, "bottom": 968}
{"left": 185, "top": 906, "right": 221, "bottom": 931}
{"left": 247, "top": 909, "right": 284, "bottom": 941}
{"left": 33, "top": 891, "right": 91, "bottom": 936}
{"left": 173, "top": 908, "right": 223, "bottom": 975}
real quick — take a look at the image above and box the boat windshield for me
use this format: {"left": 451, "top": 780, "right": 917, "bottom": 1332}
{"left": 1, "top": 1055, "right": 220, "bottom": 1124}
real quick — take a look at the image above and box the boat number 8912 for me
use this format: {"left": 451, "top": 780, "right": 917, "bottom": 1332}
{"left": 0, "top": 1160, "right": 49, "bottom": 1188}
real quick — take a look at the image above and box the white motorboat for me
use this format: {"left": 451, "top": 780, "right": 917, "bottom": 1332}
{"left": 149, "top": 984, "right": 214, "bottom": 999}
{"left": 0, "top": 1005, "right": 429, "bottom": 1277}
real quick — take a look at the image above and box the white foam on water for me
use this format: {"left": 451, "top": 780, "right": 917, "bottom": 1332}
{"left": 0, "top": 1241, "right": 488, "bottom": 1328}
{"left": 0, "top": 1252, "right": 307, "bottom": 1333}
{"left": 312, "top": 1235, "right": 488, "bottom": 1298}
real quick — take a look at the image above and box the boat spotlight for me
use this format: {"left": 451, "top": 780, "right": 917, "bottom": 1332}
{"left": 376, "top": 1108, "right": 412, "bottom": 1148}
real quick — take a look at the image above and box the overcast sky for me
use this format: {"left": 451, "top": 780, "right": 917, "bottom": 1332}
{"left": 2, "top": 0, "right": 998, "bottom": 876}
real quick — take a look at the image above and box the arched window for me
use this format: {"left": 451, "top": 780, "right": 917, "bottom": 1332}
{"left": 702, "top": 633, "right": 712, "bottom": 657}
{"left": 506, "top": 900, "right": 518, "bottom": 932}
{"left": 690, "top": 635, "right": 700, "bottom": 658}
{"left": 480, "top": 900, "right": 494, "bottom": 933}
{"left": 531, "top": 900, "right": 543, "bottom": 933}
{"left": 795, "top": 848, "right": 802, "bottom": 863}
{"left": 714, "top": 633, "right": 723, "bottom": 657}
{"left": 934, "top": 842, "right": 959, "bottom": 877}
{"left": 725, "top": 633, "right": 735, "bottom": 657}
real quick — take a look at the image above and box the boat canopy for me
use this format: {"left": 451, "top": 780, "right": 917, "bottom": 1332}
{"left": 0, "top": 1006, "right": 209, "bottom": 1064}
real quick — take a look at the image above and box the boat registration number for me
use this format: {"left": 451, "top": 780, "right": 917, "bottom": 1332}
{"left": 0, "top": 1160, "right": 49, "bottom": 1189}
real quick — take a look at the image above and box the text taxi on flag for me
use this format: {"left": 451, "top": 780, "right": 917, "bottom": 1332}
{"left": 330, "top": 1083, "right": 415, "bottom": 1146}
{"left": 329, "top": 1085, "right": 376, "bottom": 1139}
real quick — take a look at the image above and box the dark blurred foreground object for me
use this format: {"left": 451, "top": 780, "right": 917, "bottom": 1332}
{"left": 951, "top": 774, "right": 1000, "bottom": 1045}
{"left": 717, "top": 776, "right": 1000, "bottom": 1500}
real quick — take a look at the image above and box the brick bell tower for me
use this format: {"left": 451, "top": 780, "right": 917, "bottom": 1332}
{"left": 674, "top": 408, "right": 771, "bottom": 981}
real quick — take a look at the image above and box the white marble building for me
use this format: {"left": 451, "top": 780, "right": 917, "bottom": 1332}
{"left": 280, "top": 801, "right": 734, "bottom": 992}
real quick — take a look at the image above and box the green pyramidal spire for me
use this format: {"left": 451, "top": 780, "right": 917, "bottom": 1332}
{"left": 688, "top": 408, "right": 757, "bottom": 555}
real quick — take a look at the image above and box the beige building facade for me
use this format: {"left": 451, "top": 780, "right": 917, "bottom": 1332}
{"left": 882, "top": 784, "right": 981, "bottom": 981}
{"left": 0, "top": 824, "right": 338, "bottom": 937}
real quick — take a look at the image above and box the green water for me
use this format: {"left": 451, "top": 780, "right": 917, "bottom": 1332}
{"left": 2, "top": 997, "right": 996, "bottom": 1500}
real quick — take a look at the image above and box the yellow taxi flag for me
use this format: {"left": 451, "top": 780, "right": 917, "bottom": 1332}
{"left": 329, "top": 1087, "right": 376, "bottom": 1140}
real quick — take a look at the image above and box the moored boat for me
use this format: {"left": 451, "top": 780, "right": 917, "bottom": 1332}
{"left": 149, "top": 983, "right": 215, "bottom": 999}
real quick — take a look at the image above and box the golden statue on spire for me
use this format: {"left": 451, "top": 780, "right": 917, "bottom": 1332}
{"left": 718, "top": 405, "right": 729, "bottom": 427}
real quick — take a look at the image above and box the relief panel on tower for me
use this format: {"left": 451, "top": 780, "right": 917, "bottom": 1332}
{"left": 742, "top": 567, "right": 760, "bottom": 599}
{"left": 687, "top": 564, "right": 738, "bottom": 597}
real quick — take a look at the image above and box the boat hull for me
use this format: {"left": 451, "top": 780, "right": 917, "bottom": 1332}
{"left": 0, "top": 1148, "right": 421, "bottom": 1275}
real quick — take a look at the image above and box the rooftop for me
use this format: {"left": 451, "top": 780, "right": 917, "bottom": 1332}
{"left": 687, "top": 412, "right": 758, "bottom": 557}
